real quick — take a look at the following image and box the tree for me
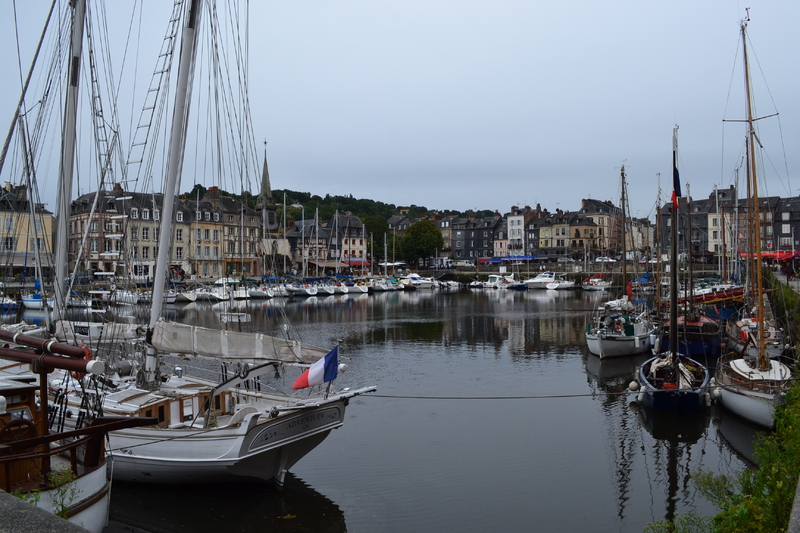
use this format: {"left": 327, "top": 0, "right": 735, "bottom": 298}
{"left": 363, "top": 216, "right": 391, "bottom": 251}
{"left": 399, "top": 220, "right": 444, "bottom": 267}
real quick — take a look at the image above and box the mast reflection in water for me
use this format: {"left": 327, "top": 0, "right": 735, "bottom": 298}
{"left": 96, "top": 289, "right": 757, "bottom": 532}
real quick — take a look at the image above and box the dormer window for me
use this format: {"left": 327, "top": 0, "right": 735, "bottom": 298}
{"left": 205, "top": 212, "right": 211, "bottom": 221}
{"left": 131, "top": 208, "right": 138, "bottom": 219}
{"left": 154, "top": 210, "right": 160, "bottom": 221}
{"left": 143, "top": 209, "right": 149, "bottom": 220}
{"left": 196, "top": 211, "right": 201, "bottom": 221}
{"left": 177, "top": 212, "right": 184, "bottom": 222}
{"left": 214, "top": 213, "right": 220, "bottom": 222}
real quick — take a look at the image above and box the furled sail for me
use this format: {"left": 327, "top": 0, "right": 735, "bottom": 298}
{"left": 149, "top": 319, "right": 327, "bottom": 364}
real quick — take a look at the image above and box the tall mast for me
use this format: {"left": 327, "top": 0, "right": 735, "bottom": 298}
{"left": 53, "top": 0, "right": 86, "bottom": 318}
{"left": 741, "top": 18, "right": 768, "bottom": 369}
{"left": 620, "top": 165, "right": 627, "bottom": 295}
{"left": 149, "top": 0, "right": 204, "bottom": 330}
{"left": 669, "top": 126, "right": 681, "bottom": 358}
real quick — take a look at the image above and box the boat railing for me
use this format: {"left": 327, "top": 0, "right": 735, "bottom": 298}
{"left": 0, "top": 415, "right": 157, "bottom": 492}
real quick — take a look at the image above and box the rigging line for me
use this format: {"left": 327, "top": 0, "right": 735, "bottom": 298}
{"left": 0, "top": 0, "right": 58, "bottom": 180}
{"left": 368, "top": 392, "right": 633, "bottom": 400}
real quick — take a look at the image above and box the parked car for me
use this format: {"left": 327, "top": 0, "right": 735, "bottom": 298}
{"left": 557, "top": 257, "right": 575, "bottom": 263}
{"left": 595, "top": 257, "right": 617, "bottom": 263}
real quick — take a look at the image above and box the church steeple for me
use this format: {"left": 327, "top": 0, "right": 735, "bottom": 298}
{"left": 257, "top": 141, "right": 279, "bottom": 231}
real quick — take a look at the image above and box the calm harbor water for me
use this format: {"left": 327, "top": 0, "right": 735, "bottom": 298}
{"left": 95, "top": 289, "right": 762, "bottom": 532}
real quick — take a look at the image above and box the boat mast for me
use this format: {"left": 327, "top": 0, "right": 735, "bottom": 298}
{"left": 149, "top": 0, "right": 203, "bottom": 331}
{"left": 53, "top": 0, "right": 87, "bottom": 319}
{"left": 669, "top": 126, "right": 680, "bottom": 358}
{"left": 741, "top": 17, "right": 768, "bottom": 369}
{"left": 620, "top": 165, "right": 627, "bottom": 297}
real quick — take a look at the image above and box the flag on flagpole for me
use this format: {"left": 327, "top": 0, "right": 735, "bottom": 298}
{"left": 292, "top": 345, "right": 339, "bottom": 390}
{"left": 672, "top": 126, "right": 682, "bottom": 208}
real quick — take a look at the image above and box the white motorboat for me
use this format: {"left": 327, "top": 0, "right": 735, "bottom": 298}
{"left": 545, "top": 279, "right": 576, "bottom": 290}
{"left": 523, "top": 271, "right": 558, "bottom": 289}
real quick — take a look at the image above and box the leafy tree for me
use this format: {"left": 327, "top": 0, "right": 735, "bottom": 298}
{"left": 399, "top": 220, "right": 444, "bottom": 267}
{"left": 362, "top": 216, "right": 391, "bottom": 262}
{"left": 184, "top": 184, "right": 207, "bottom": 200}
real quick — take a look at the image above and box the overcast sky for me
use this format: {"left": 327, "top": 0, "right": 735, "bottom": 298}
{"left": 1, "top": 1, "right": 798, "bottom": 222}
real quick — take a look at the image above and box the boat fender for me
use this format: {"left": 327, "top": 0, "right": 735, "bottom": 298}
{"left": 238, "top": 365, "right": 250, "bottom": 379}
{"left": 705, "top": 392, "right": 712, "bottom": 407}
{"left": 637, "top": 391, "right": 645, "bottom": 403}
{"left": 740, "top": 330, "right": 748, "bottom": 342}
{"left": 709, "top": 378, "right": 721, "bottom": 400}
{"left": 628, "top": 381, "right": 639, "bottom": 392}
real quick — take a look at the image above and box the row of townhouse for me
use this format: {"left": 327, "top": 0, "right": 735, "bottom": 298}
{"left": 390, "top": 200, "right": 655, "bottom": 262}
{"left": 68, "top": 185, "right": 262, "bottom": 282}
{"left": 283, "top": 214, "right": 367, "bottom": 275}
{"left": 658, "top": 185, "right": 800, "bottom": 262}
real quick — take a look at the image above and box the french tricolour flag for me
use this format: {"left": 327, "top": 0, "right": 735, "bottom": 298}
{"left": 292, "top": 346, "right": 339, "bottom": 390}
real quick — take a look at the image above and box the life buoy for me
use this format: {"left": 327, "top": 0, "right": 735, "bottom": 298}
{"left": 71, "top": 344, "right": 93, "bottom": 379}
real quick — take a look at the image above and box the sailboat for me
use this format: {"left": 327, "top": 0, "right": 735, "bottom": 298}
{"left": 3, "top": 0, "right": 375, "bottom": 487}
{"left": 585, "top": 165, "right": 656, "bottom": 359}
{"left": 629, "top": 127, "right": 711, "bottom": 413}
{"left": 711, "top": 16, "right": 793, "bottom": 428}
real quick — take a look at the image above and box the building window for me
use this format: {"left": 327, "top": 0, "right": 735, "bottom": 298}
{"left": 176, "top": 229, "right": 183, "bottom": 242}
{"left": 213, "top": 229, "right": 219, "bottom": 241}
{"left": 90, "top": 221, "right": 98, "bottom": 232}
{"left": 91, "top": 239, "right": 98, "bottom": 252}
{"left": 782, "top": 224, "right": 791, "bottom": 235}
{"left": 196, "top": 211, "right": 202, "bottom": 221}
{"left": 143, "top": 209, "right": 149, "bottom": 220}
{"left": 204, "top": 246, "right": 210, "bottom": 258}
{"left": 142, "top": 247, "right": 150, "bottom": 259}
{"left": 3, "top": 237, "right": 15, "bottom": 251}
{"left": 205, "top": 212, "right": 211, "bottom": 221}
{"left": 214, "top": 213, "right": 219, "bottom": 222}
{"left": 196, "top": 229, "right": 202, "bottom": 241}
{"left": 142, "top": 227, "right": 150, "bottom": 241}
{"left": 176, "top": 212, "right": 183, "bottom": 222}
{"left": 213, "top": 246, "right": 219, "bottom": 259}
{"left": 204, "top": 229, "right": 210, "bottom": 240}
{"left": 154, "top": 210, "right": 160, "bottom": 221}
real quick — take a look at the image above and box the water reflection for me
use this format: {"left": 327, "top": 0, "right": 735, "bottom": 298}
{"left": 712, "top": 408, "right": 766, "bottom": 468}
{"left": 0, "top": 290, "right": 757, "bottom": 532}
{"left": 634, "top": 406, "right": 712, "bottom": 524}
{"left": 108, "top": 474, "right": 346, "bottom": 533}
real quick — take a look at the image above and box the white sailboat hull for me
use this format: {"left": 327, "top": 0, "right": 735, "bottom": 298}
{"left": 585, "top": 329, "right": 654, "bottom": 359}
{"left": 714, "top": 358, "right": 791, "bottom": 428}
{"left": 716, "top": 385, "right": 777, "bottom": 429}
{"left": 108, "top": 399, "right": 349, "bottom": 485}
{"left": 37, "top": 463, "right": 111, "bottom": 533}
